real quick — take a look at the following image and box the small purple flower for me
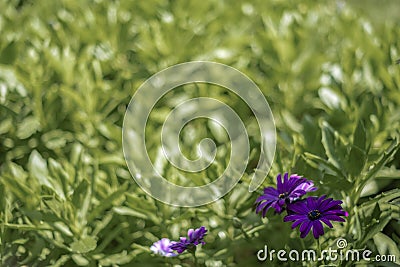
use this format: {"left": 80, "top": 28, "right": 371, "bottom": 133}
{"left": 255, "top": 173, "right": 317, "bottom": 216}
{"left": 170, "top": 226, "right": 207, "bottom": 254}
{"left": 150, "top": 238, "right": 177, "bottom": 257}
{"left": 284, "top": 195, "right": 347, "bottom": 239}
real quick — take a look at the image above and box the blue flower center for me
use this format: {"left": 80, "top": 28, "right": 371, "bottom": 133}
{"left": 307, "top": 210, "right": 321, "bottom": 220}
{"left": 279, "top": 193, "right": 288, "bottom": 199}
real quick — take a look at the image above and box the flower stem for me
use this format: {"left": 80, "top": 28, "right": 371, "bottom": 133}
{"left": 191, "top": 250, "right": 199, "bottom": 267}
{"left": 316, "top": 238, "right": 326, "bottom": 265}
{"left": 240, "top": 227, "right": 251, "bottom": 240}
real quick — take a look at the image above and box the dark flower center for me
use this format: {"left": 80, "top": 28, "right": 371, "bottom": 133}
{"left": 307, "top": 210, "right": 321, "bottom": 220}
{"left": 279, "top": 192, "right": 288, "bottom": 199}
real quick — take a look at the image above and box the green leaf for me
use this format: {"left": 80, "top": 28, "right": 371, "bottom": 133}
{"left": 353, "top": 120, "right": 367, "bottom": 151}
{"left": 70, "top": 236, "right": 97, "bottom": 254}
{"left": 346, "top": 145, "right": 366, "bottom": 177}
{"left": 52, "top": 255, "right": 71, "bottom": 267}
{"left": 71, "top": 254, "right": 90, "bottom": 266}
{"left": 71, "top": 179, "right": 90, "bottom": 223}
{"left": 28, "top": 150, "right": 52, "bottom": 188}
{"left": 0, "top": 173, "right": 35, "bottom": 203}
{"left": 302, "top": 152, "right": 346, "bottom": 180}
{"left": 358, "top": 213, "right": 392, "bottom": 247}
{"left": 41, "top": 130, "right": 74, "bottom": 150}
{"left": 320, "top": 120, "right": 342, "bottom": 169}
{"left": 112, "top": 206, "right": 147, "bottom": 220}
{"left": 359, "top": 203, "right": 381, "bottom": 223}
{"left": 319, "top": 87, "right": 342, "bottom": 110}
{"left": 0, "top": 117, "right": 12, "bottom": 135}
{"left": 98, "top": 250, "right": 136, "bottom": 266}
{"left": 1, "top": 223, "right": 52, "bottom": 231}
{"left": 359, "top": 189, "right": 400, "bottom": 211}
{"left": 373, "top": 233, "right": 400, "bottom": 265}
{"left": 360, "top": 179, "right": 393, "bottom": 198}
{"left": 357, "top": 190, "right": 400, "bottom": 246}
{"left": 360, "top": 140, "right": 400, "bottom": 189}
{"left": 48, "top": 158, "right": 70, "bottom": 197}
{"left": 375, "top": 167, "right": 400, "bottom": 179}
{"left": 96, "top": 122, "right": 121, "bottom": 142}
{"left": 301, "top": 115, "right": 324, "bottom": 156}
{"left": 53, "top": 221, "right": 74, "bottom": 237}
{"left": 87, "top": 183, "right": 128, "bottom": 222}
{"left": 28, "top": 151, "right": 66, "bottom": 200}
{"left": 0, "top": 40, "right": 18, "bottom": 65}
{"left": 17, "top": 116, "right": 41, "bottom": 139}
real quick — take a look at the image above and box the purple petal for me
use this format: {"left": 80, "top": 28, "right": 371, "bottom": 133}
{"left": 284, "top": 214, "right": 306, "bottom": 222}
{"left": 300, "top": 220, "right": 310, "bottom": 233}
{"left": 151, "top": 238, "right": 177, "bottom": 257}
{"left": 306, "top": 196, "right": 317, "bottom": 210}
{"left": 255, "top": 200, "right": 273, "bottom": 214}
{"left": 291, "top": 219, "right": 305, "bottom": 229}
{"left": 313, "top": 220, "right": 324, "bottom": 239}
{"left": 324, "top": 215, "right": 346, "bottom": 222}
{"left": 320, "top": 200, "right": 343, "bottom": 211}
{"left": 188, "top": 226, "right": 207, "bottom": 245}
{"left": 293, "top": 177, "right": 317, "bottom": 192}
{"left": 276, "top": 173, "right": 283, "bottom": 192}
{"left": 317, "top": 195, "right": 328, "bottom": 204}
{"left": 291, "top": 189, "right": 306, "bottom": 196}
{"left": 282, "top": 173, "right": 289, "bottom": 192}
{"left": 272, "top": 201, "right": 284, "bottom": 213}
{"left": 262, "top": 205, "right": 270, "bottom": 217}
{"left": 323, "top": 210, "right": 346, "bottom": 216}
{"left": 256, "top": 194, "right": 277, "bottom": 203}
{"left": 320, "top": 217, "right": 333, "bottom": 228}
{"left": 188, "top": 229, "right": 194, "bottom": 239}
{"left": 263, "top": 187, "right": 280, "bottom": 197}
{"left": 287, "top": 202, "right": 308, "bottom": 215}
{"left": 300, "top": 221, "right": 312, "bottom": 238}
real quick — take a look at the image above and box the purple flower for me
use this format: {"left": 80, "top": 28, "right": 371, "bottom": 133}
{"left": 255, "top": 173, "right": 317, "bottom": 216}
{"left": 284, "top": 195, "right": 347, "bottom": 239}
{"left": 150, "top": 238, "right": 177, "bottom": 257}
{"left": 170, "top": 226, "right": 207, "bottom": 254}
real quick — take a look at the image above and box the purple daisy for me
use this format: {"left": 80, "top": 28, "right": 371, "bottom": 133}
{"left": 150, "top": 238, "right": 177, "bottom": 257}
{"left": 170, "top": 226, "right": 207, "bottom": 254}
{"left": 255, "top": 173, "right": 317, "bottom": 216}
{"left": 284, "top": 195, "right": 347, "bottom": 239}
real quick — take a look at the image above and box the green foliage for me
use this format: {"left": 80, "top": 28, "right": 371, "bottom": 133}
{"left": 1, "top": 0, "right": 400, "bottom": 266}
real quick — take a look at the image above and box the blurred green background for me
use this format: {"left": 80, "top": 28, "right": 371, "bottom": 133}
{"left": 0, "top": 0, "right": 400, "bottom": 266}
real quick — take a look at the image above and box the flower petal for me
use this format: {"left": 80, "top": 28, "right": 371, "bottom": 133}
{"left": 282, "top": 173, "right": 289, "bottom": 192}
{"left": 256, "top": 200, "right": 273, "bottom": 214}
{"left": 276, "top": 173, "right": 283, "bottom": 192}
{"left": 312, "top": 220, "right": 324, "bottom": 239}
{"left": 300, "top": 220, "right": 310, "bottom": 232}
{"left": 324, "top": 215, "right": 346, "bottom": 222}
{"left": 263, "top": 187, "right": 280, "bottom": 197}
{"left": 320, "top": 217, "right": 333, "bottom": 228}
{"left": 300, "top": 221, "right": 312, "bottom": 238}
{"left": 287, "top": 201, "right": 308, "bottom": 214}
{"left": 307, "top": 197, "right": 317, "bottom": 210}
{"left": 320, "top": 199, "right": 342, "bottom": 211}
{"left": 284, "top": 214, "right": 306, "bottom": 222}
{"left": 291, "top": 219, "right": 304, "bottom": 229}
